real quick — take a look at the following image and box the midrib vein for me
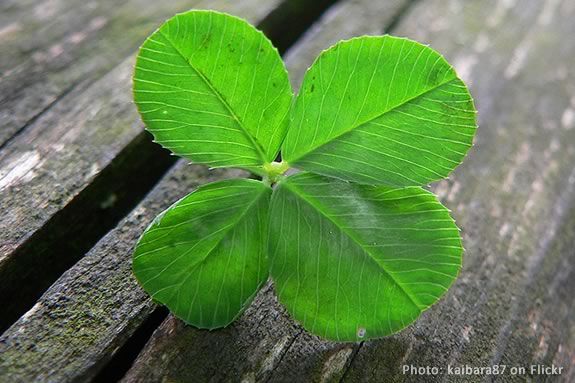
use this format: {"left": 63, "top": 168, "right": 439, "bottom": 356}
{"left": 290, "top": 75, "right": 459, "bottom": 163}
{"left": 179, "top": 184, "right": 269, "bottom": 284}
{"left": 282, "top": 180, "right": 423, "bottom": 310}
{"left": 159, "top": 31, "right": 268, "bottom": 163}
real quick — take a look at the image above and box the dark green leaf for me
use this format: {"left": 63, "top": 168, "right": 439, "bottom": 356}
{"left": 133, "top": 178, "right": 271, "bottom": 329}
{"left": 133, "top": 10, "right": 292, "bottom": 170}
{"left": 282, "top": 36, "right": 477, "bottom": 187}
{"left": 269, "top": 172, "right": 462, "bottom": 341}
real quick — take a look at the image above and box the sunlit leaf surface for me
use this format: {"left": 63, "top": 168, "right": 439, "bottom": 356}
{"left": 282, "top": 36, "right": 476, "bottom": 187}
{"left": 132, "top": 13, "right": 476, "bottom": 338}
{"left": 134, "top": 11, "right": 293, "bottom": 170}
{"left": 133, "top": 179, "right": 271, "bottom": 328}
{"left": 269, "top": 172, "right": 462, "bottom": 341}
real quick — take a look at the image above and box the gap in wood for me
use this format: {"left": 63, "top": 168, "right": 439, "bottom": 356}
{"left": 92, "top": 307, "right": 169, "bottom": 383}
{"left": 0, "top": 133, "right": 176, "bottom": 333}
{"left": 382, "top": 0, "right": 421, "bottom": 33}
{"left": 259, "top": 0, "right": 341, "bottom": 54}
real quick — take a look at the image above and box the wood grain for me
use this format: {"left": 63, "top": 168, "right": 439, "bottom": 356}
{"left": 0, "top": 0, "right": 280, "bottom": 146}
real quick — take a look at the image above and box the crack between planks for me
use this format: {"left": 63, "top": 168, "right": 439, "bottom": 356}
{"left": 382, "top": 0, "right": 422, "bottom": 34}
{"left": 92, "top": 307, "right": 170, "bottom": 383}
{"left": 259, "top": 0, "right": 341, "bottom": 54}
{"left": 264, "top": 328, "right": 305, "bottom": 383}
{"left": 338, "top": 341, "right": 364, "bottom": 383}
{"left": 0, "top": 131, "right": 177, "bottom": 333}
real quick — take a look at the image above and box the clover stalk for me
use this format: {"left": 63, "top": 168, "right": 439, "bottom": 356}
{"left": 262, "top": 161, "right": 290, "bottom": 186}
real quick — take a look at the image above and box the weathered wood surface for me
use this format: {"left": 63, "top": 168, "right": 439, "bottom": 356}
{"left": 1, "top": 0, "right": 575, "bottom": 382}
{"left": 0, "top": 0, "right": 286, "bottom": 331}
{"left": 122, "top": 0, "right": 575, "bottom": 381}
{"left": 0, "top": 163, "right": 243, "bottom": 383}
{"left": 0, "top": 0, "right": 278, "bottom": 146}
{"left": 0, "top": 0, "right": 185, "bottom": 147}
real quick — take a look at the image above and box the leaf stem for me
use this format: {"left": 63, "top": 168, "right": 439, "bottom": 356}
{"left": 262, "top": 161, "right": 290, "bottom": 186}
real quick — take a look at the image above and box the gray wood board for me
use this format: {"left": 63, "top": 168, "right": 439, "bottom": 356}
{"left": 0, "top": 0, "right": 278, "bottom": 146}
{"left": 122, "top": 0, "right": 575, "bottom": 382}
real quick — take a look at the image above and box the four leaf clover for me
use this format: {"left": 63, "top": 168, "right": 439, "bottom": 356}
{"left": 132, "top": 10, "right": 476, "bottom": 341}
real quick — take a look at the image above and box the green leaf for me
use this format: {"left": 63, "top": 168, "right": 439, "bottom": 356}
{"left": 282, "top": 36, "right": 477, "bottom": 187}
{"left": 269, "top": 172, "right": 462, "bottom": 341}
{"left": 133, "top": 10, "right": 292, "bottom": 170}
{"left": 133, "top": 178, "right": 271, "bottom": 329}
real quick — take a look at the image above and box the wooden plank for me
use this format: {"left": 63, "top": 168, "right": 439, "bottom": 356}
{"left": 119, "top": 0, "right": 575, "bottom": 381}
{"left": 0, "top": 0, "right": 286, "bottom": 331}
{"left": 0, "top": 1, "right": 36, "bottom": 30}
{"left": 0, "top": 0, "right": 180, "bottom": 144}
{"left": 0, "top": 0, "right": 279, "bottom": 146}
